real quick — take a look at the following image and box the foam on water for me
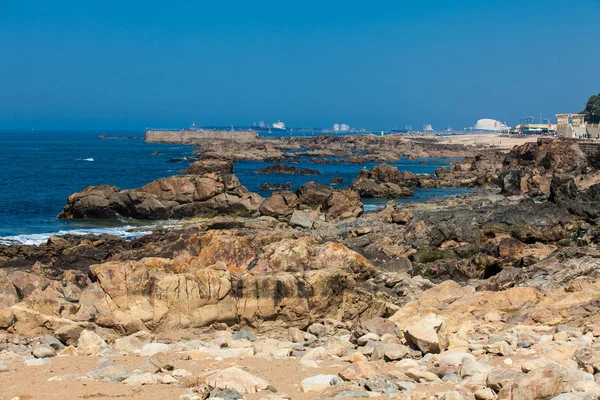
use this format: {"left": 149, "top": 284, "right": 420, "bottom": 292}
{"left": 0, "top": 225, "right": 155, "bottom": 246}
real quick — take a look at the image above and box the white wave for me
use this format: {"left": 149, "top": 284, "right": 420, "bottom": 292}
{"left": 0, "top": 225, "right": 153, "bottom": 246}
{"left": 363, "top": 204, "right": 384, "bottom": 212}
{"left": 76, "top": 158, "right": 95, "bottom": 162}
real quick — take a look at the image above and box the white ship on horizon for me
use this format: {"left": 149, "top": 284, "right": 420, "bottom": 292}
{"left": 251, "top": 120, "right": 287, "bottom": 132}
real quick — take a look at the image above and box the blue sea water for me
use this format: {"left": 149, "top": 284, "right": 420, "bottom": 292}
{"left": 0, "top": 130, "right": 468, "bottom": 245}
{"left": 0, "top": 130, "right": 192, "bottom": 244}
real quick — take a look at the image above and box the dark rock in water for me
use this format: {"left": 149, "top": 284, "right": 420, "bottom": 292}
{"left": 330, "top": 177, "right": 344, "bottom": 185}
{"left": 151, "top": 151, "right": 162, "bottom": 155}
{"left": 296, "top": 182, "right": 335, "bottom": 208}
{"left": 260, "top": 182, "right": 292, "bottom": 191}
{"left": 187, "top": 159, "right": 233, "bottom": 176}
{"left": 167, "top": 157, "right": 190, "bottom": 163}
{"left": 58, "top": 174, "right": 263, "bottom": 220}
{"left": 347, "top": 154, "right": 368, "bottom": 164}
{"left": 350, "top": 178, "right": 413, "bottom": 199}
{"left": 357, "top": 164, "right": 420, "bottom": 187}
{"left": 99, "top": 135, "right": 140, "bottom": 140}
{"left": 349, "top": 164, "right": 416, "bottom": 199}
{"left": 256, "top": 164, "right": 321, "bottom": 175}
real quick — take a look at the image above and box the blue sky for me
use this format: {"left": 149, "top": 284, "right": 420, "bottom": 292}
{"left": 1, "top": 0, "right": 599, "bottom": 130}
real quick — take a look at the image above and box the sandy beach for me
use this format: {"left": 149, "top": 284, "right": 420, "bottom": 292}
{"left": 426, "top": 133, "right": 542, "bottom": 150}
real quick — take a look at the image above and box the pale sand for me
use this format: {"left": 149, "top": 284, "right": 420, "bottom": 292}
{"left": 424, "top": 133, "right": 542, "bottom": 150}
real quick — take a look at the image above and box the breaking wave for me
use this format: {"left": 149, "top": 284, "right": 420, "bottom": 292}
{"left": 0, "top": 225, "right": 154, "bottom": 246}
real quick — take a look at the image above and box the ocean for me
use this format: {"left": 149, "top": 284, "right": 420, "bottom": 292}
{"left": 0, "top": 130, "right": 469, "bottom": 245}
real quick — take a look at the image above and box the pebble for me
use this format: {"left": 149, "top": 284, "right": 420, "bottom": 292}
{"left": 33, "top": 345, "right": 56, "bottom": 359}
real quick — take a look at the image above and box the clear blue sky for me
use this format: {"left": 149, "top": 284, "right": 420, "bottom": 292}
{"left": 1, "top": 0, "right": 599, "bottom": 130}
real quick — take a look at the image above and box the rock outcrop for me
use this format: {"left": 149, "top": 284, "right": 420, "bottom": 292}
{"left": 0, "top": 233, "right": 378, "bottom": 335}
{"left": 499, "top": 138, "right": 599, "bottom": 198}
{"left": 259, "top": 183, "right": 363, "bottom": 223}
{"left": 350, "top": 164, "right": 415, "bottom": 198}
{"left": 58, "top": 173, "right": 263, "bottom": 220}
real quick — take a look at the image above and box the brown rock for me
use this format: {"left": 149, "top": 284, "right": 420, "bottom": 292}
{"left": 338, "top": 362, "right": 377, "bottom": 381}
{"left": 324, "top": 190, "right": 364, "bottom": 221}
{"left": 296, "top": 182, "right": 334, "bottom": 208}
{"left": 0, "top": 306, "right": 14, "bottom": 329}
{"left": 259, "top": 192, "right": 299, "bottom": 219}
{"left": 403, "top": 313, "right": 448, "bottom": 354}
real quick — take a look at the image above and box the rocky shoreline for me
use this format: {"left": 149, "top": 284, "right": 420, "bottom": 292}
{"left": 3, "top": 137, "right": 600, "bottom": 399}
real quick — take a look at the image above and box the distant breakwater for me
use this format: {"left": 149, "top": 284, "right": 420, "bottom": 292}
{"left": 145, "top": 129, "right": 256, "bottom": 144}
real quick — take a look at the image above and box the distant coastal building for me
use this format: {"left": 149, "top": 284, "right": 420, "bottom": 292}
{"left": 510, "top": 123, "right": 556, "bottom": 135}
{"left": 556, "top": 114, "right": 588, "bottom": 138}
{"left": 333, "top": 123, "right": 350, "bottom": 132}
{"left": 473, "top": 119, "right": 509, "bottom": 132}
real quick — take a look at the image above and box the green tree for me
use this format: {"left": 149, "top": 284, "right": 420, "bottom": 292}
{"left": 581, "top": 93, "right": 600, "bottom": 124}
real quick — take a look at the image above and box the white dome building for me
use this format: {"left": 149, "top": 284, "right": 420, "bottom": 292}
{"left": 473, "top": 119, "right": 508, "bottom": 131}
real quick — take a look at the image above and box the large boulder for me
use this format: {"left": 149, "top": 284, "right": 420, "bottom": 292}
{"left": 296, "top": 182, "right": 335, "bottom": 208}
{"left": 258, "top": 192, "right": 299, "bottom": 220}
{"left": 58, "top": 174, "right": 263, "bottom": 220}
{"left": 324, "top": 190, "right": 364, "bottom": 221}
{"left": 403, "top": 313, "right": 449, "bottom": 354}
